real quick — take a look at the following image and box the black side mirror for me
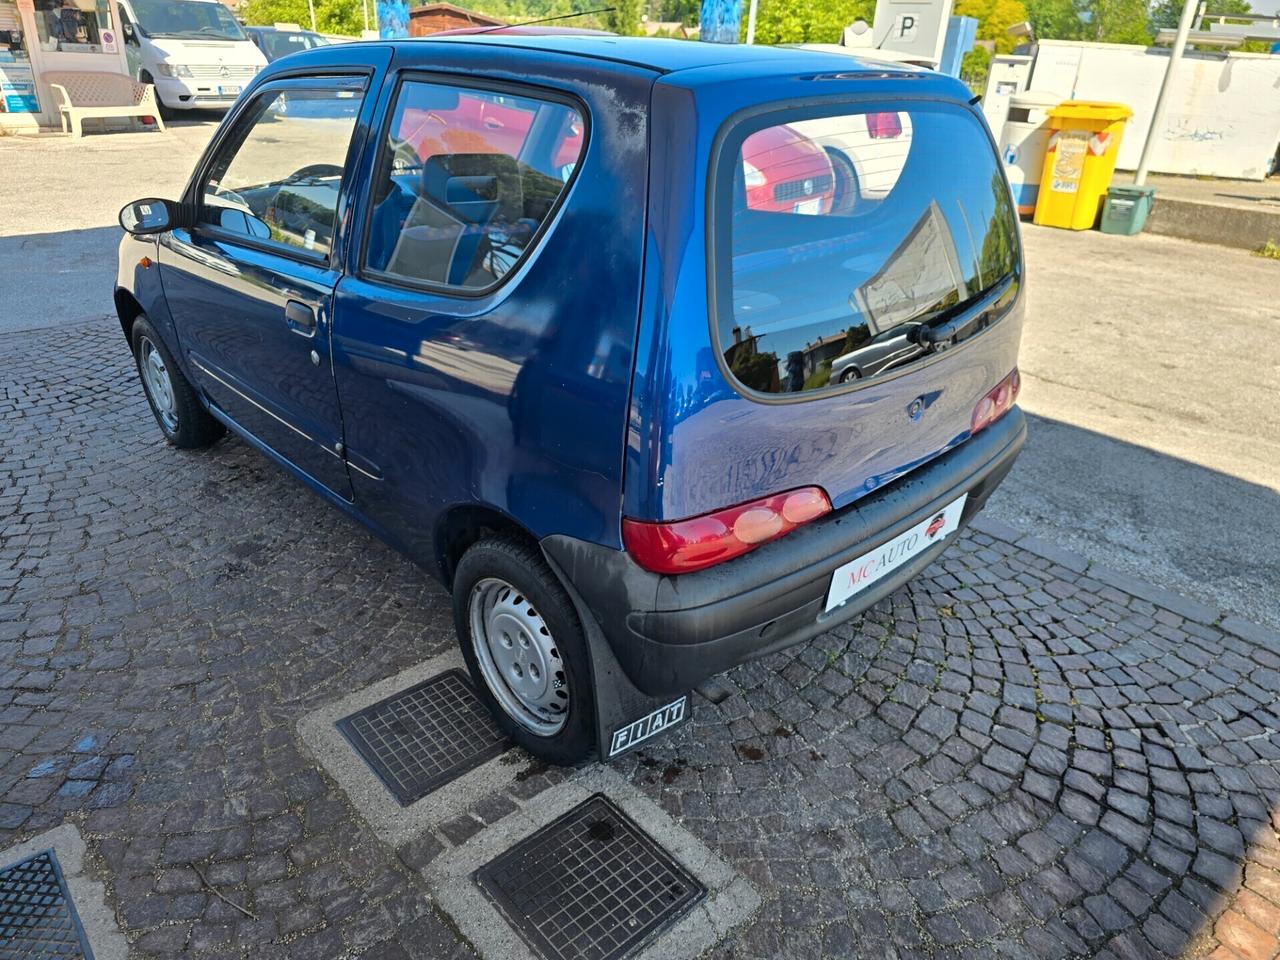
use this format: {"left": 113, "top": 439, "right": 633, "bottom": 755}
{"left": 119, "top": 198, "right": 189, "bottom": 235}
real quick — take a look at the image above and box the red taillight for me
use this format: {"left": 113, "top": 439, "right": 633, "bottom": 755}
{"left": 866, "top": 112, "right": 903, "bottom": 139}
{"left": 971, "top": 368, "right": 1021, "bottom": 436}
{"left": 623, "top": 487, "right": 832, "bottom": 575}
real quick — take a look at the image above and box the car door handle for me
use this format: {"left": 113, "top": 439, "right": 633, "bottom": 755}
{"left": 284, "top": 300, "right": 316, "bottom": 338}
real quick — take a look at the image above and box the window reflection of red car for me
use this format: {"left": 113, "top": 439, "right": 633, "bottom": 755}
{"left": 741, "top": 124, "right": 837, "bottom": 215}
{"left": 397, "top": 91, "right": 583, "bottom": 173}
{"left": 396, "top": 25, "right": 604, "bottom": 172}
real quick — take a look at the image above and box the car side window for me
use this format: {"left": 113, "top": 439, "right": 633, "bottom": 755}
{"left": 199, "top": 86, "right": 364, "bottom": 258}
{"left": 364, "top": 79, "right": 585, "bottom": 291}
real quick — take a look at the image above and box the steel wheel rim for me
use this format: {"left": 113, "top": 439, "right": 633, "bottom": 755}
{"left": 139, "top": 337, "right": 178, "bottom": 432}
{"left": 468, "top": 577, "right": 568, "bottom": 736}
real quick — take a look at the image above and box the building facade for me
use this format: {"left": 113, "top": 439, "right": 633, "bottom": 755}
{"left": 1, "top": 0, "right": 130, "bottom": 131}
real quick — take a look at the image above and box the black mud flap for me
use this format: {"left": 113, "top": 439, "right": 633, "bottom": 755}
{"left": 541, "top": 550, "right": 691, "bottom": 761}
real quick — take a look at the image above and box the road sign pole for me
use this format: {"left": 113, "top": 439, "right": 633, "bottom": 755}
{"left": 1134, "top": 0, "right": 1201, "bottom": 185}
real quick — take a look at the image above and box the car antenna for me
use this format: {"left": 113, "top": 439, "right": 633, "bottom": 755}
{"left": 468, "top": 7, "right": 616, "bottom": 34}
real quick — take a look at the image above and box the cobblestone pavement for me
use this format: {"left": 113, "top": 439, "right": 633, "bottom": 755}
{"left": 3, "top": 319, "right": 1280, "bottom": 960}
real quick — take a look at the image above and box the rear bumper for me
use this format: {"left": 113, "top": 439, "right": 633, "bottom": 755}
{"left": 542, "top": 407, "right": 1026, "bottom": 697}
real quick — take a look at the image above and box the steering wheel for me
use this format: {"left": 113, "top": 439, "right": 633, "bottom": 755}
{"left": 283, "top": 163, "right": 346, "bottom": 185}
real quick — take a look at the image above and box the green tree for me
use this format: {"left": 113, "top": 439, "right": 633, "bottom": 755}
{"left": 608, "top": 0, "right": 644, "bottom": 34}
{"left": 241, "top": 0, "right": 368, "bottom": 34}
{"left": 657, "top": 0, "right": 699, "bottom": 25}
{"left": 1151, "top": 0, "right": 1248, "bottom": 30}
{"left": 1086, "top": 0, "right": 1153, "bottom": 42}
{"left": 960, "top": 45, "right": 991, "bottom": 92}
{"left": 1150, "top": 0, "right": 1268, "bottom": 50}
{"left": 463, "top": 0, "right": 609, "bottom": 29}
{"left": 749, "top": 0, "right": 875, "bottom": 45}
{"left": 957, "top": 0, "right": 1032, "bottom": 52}
{"left": 1025, "top": 0, "right": 1085, "bottom": 39}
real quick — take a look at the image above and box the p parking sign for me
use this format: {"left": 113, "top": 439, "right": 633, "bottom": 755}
{"left": 872, "top": 0, "right": 954, "bottom": 63}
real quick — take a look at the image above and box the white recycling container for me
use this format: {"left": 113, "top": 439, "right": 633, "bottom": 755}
{"left": 997, "top": 91, "right": 1061, "bottom": 217}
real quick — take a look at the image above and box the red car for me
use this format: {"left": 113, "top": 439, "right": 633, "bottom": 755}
{"left": 395, "top": 24, "right": 604, "bottom": 172}
{"left": 740, "top": 123, "right": 837, "bottom": 215}
{"left": 396, "top": 86, "right": 584, "bottom": 174}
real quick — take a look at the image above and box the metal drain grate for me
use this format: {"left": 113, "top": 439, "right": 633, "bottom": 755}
{"left": 336, "top": 669, "right": 509, "bottom": 806}
{"left": 475, "top": 794, "right": 706, "bottom": 960}
{"left": 0, "top": 850, "right": 93, "bottom": 959}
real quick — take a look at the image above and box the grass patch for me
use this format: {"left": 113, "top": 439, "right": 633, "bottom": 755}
{"left": 1256, "top": 239, "right": 1280, "bottom": 260}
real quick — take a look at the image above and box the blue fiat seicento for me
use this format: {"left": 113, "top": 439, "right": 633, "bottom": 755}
{"left": 115, "top": 35, "right": 1026, "bottom": 764}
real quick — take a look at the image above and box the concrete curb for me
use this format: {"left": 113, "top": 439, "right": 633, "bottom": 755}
{"left": 969, "top": 514, "right": 1279, "bottom": 650}
{"left": 0, "top": 823, "right": 128, "bottom": 960}
{"left": 1143, "top": 195, "right": 1280, "bottom": 252}
{"left": 296, "top": 652, "right": 534, "bottom": 849}
{"left": 424, "top": 764, "right": 761, "bottom": 960}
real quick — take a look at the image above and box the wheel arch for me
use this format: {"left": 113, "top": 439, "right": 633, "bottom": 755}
{"left": 435, "top": 503, "right": 540, "bottom": 589}
{"left": 114, "top": 287, "right": 145, "bottom": 344}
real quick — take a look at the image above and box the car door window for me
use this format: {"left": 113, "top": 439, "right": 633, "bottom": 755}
{"left": 200, "top": 85, "right": 364, "bottom": 258}
{"left": 364, "top": 79, "right": 585, "bottom": 292}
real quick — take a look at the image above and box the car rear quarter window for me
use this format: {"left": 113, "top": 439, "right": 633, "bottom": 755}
{"left": 363, "top": 79, "right": 586, "bottom": 293}
{"left": 712, "top": 101, "right": 1020, "bottom": 397}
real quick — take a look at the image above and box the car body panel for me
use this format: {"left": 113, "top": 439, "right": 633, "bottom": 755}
{"left": 327, "top": 42, "right": 655, "bottom": 567}
{"left": 623, "top": 63, "right": 1023, "bottom": 523}
{"left": 113, "top": 37, "right": 1025, "bottom": 721}
{"left": 152, "top": 50, "right": 392, "bottom": 503}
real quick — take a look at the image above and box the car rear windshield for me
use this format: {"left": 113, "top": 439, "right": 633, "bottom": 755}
{"left": 711, "top": 100, "right": 1019, "bottom": 397}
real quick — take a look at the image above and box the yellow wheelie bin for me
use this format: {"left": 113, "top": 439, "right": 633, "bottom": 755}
{"left": 1033, "top": 101, "right": 1133, "bottom": 231}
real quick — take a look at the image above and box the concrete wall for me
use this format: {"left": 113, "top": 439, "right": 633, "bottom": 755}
{"left": 1029, "top": 40, "right": 1280, "bottom": 181}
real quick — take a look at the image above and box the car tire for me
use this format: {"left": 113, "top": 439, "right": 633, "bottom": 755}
{"left": 826, "top": 147, "right": 860, "bottom": 216}
{"left": 140, "top": 72, "right": 174, "bottom": 120}
{"left": 131, "top": 316, "right": 225, "bottom": 449}
{"left": 452, "top": 536, "right": 596, "bottom": 765}
{"left": 840, "top": 367, "right": 862, "bottom": 383}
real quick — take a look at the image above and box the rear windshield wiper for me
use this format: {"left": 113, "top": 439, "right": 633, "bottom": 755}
{"left": 912, "top": 273, "right": 1014, "bottom": 351}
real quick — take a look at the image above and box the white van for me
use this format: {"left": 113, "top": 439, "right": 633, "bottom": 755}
{"left": 116, "top": 0, "right": 267, "bottom": 114}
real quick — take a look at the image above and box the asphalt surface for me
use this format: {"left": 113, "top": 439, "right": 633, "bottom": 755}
{"left": 1, "top": 121, "right": 1276, "bottom": 628}
{"left": 987, "top": 227, "right": 1280, "bottom": 631}
{"left": 0, "top": 119, "right": 212, "bottom": 334}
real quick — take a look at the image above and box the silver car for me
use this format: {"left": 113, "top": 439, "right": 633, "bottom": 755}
{"left": 829, "top": 323, "right": 925, "bottom": 383}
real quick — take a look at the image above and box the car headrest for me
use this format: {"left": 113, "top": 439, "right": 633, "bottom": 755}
{"left": 422, "top": 153, "right": 523, "bottom": 225}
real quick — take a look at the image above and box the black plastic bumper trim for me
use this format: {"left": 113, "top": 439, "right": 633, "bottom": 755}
{"left": 542, "top": 407, "right": 1026, "bottom": 696}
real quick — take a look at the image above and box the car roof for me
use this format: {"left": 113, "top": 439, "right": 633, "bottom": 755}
{"left": 393, "top": 35, "right": 926, "bottom": 79}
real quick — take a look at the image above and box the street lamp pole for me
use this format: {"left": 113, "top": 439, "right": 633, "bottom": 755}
{"left": 1134, "top": 0, "right": 1202, "bottom": 185}
{"left": 746, "top": 0, "right": 759, "bottom": 43}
